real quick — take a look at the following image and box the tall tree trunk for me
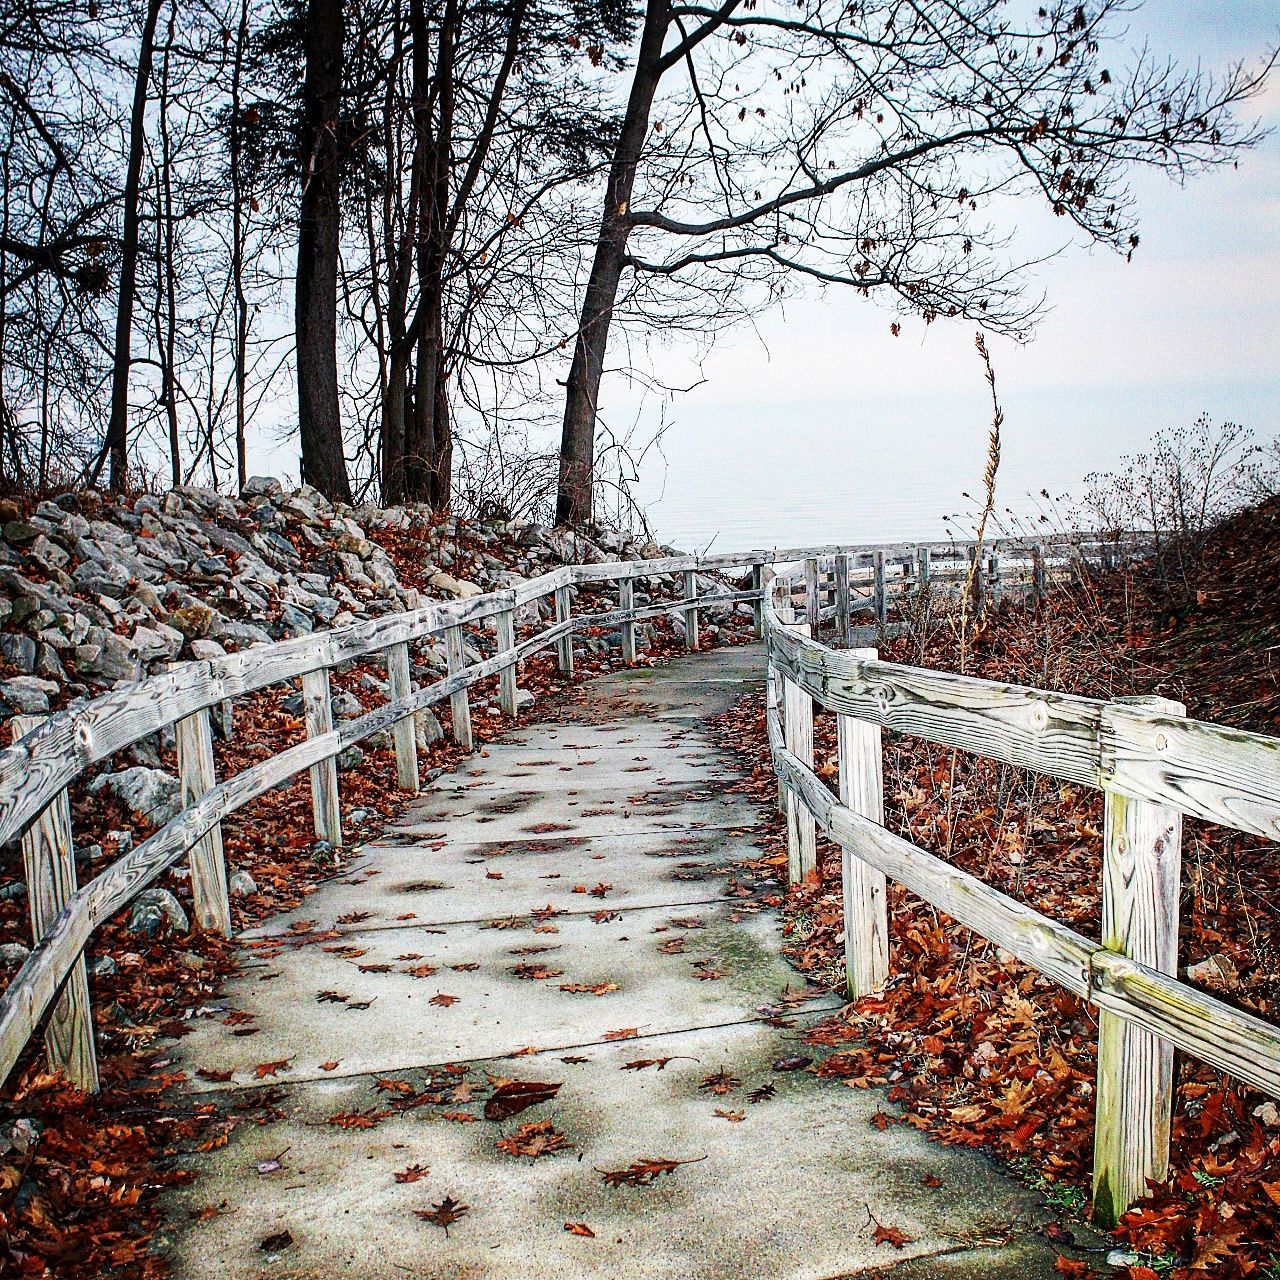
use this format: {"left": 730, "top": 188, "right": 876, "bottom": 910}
{"left": 378, "top": 0, "right": 414, "bottom": 505}
{"left": 104, "top": 0, "right": 164, "bottom": 493}
{"left": 296, "top": 0, "right": 352, "bottom": 502}
{"left": 402, "top": 0, "right": 454, "bottom": 505}
{"left": 230, "top": 0, "right": 250, "bottom": 493}
{"left": 555, "top": 0, "right": 669, "bottom": 526}
{"left": 158, "top": 2, "right": 181, "bottom": 488}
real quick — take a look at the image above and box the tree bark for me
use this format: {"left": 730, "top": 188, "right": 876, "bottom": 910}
{"left": 296, "top": 0, "right": 352, "bottom": 503}
{"left": 402, "top": 0, "right": 454, "bottom": 507}
{"left": 230, "top": 0, "right": 250, "bottom": 493}
{"left": 554, "top": 0, "right": 669, "bottom": 526}
{"left": 104, "top": 0, "right": 164, "bottom": 493}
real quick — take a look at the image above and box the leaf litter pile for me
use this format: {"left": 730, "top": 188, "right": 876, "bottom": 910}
{"left": 713, "top": 499, "right": 1280, "bottom": 1280}
{"left": 0, "top": 514, "right": 757, "bottom": 1280}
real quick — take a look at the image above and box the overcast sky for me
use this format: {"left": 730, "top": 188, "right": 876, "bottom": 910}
{"left": 237, "top": 4, "right": 1278, "bottom": 550}
{"left": 629, "top": 3, "right": 1280, "bottom": 550}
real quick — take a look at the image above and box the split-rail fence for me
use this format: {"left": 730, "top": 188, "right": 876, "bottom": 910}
{"left": 2, "top": 531, "right": 1271, "bottom": 1229}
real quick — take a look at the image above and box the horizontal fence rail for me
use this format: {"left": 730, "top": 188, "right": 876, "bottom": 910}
{"left": 762, "top": 562, "right": 1280, "bottom": 1230}
{"left": 0, "top": 534, "right": 1135, "bottom": 1117}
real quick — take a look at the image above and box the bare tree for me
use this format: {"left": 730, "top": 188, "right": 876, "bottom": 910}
{"left": 101, "top": 0, "right": 165, "bottom": 492}
{"left": 555, "top": 0, "right": 1275, "bottom": 524}
{"left": 296, "top": 0, "right": 352, "bottom": 501}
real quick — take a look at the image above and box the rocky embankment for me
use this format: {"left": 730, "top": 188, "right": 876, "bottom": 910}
{"left": 0, "top": 480, "right": 749, "bottom": 922}
{"left": 0, "top": 478, "right": 704, "bottom": 714}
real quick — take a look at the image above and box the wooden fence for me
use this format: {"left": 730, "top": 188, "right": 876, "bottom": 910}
{"left": 0, "top": 533, "right": 1134, "bottom": 1183}
{"left": 763, "top": 561, "right": 1280, "bottom": 1228}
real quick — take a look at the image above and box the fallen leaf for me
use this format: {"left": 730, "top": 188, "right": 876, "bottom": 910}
{"left": 772, "top": 1055, "right": 813, "bottom": 1072}
{"left": 260, "top": 1229, "right": 293, "bottom": 1253}
{"left": 496, "top": 1120, "right": 571, "bottom": 1160}
{"left": 328, "top": 1108, "right": 389, "bottom": 1130}
{"left": 564, "top": 1221, "right": 596, "bottom": 1238}
{"left": 875, "top": 1222, "right": 913, "bottom": 1249}
{"left": 598, "top": 1155, "right": 705, "bottom": 1187}
{"left": 483, "top": 1078, "right": 561, "bottom": 1122}
{"left": 699, "top": 1069, "right": 740, "bottom": 1095}
{"left": 394, "top": 1163, "right": 430, "bottom": 1184}
{"left": 511, "top": 963, "right": 564, "bottom": 980}
{"left": 254, "top": 1059, "right": 290, "bottom": 1079}
{"left": 431, "top": 992, "right": 460, "bottom": 1007}
{"left": 415, "top": 1195, "right": 469, "bottom": 1235}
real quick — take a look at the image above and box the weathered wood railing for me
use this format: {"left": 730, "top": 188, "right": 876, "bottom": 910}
{"left": 763, "top": 562, "right": 1280, "bottom": 1228}
{"left": 0, "top": 534, "right": 1127, "bottom": 1121}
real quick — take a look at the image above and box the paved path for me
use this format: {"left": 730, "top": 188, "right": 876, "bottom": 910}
{"left": 161, "top": 646, "right": 1065, "bottom": 1279}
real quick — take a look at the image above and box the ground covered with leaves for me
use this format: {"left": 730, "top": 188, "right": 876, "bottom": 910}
{"left": 714, "top": 503, "right": 1280, "bottom": 1279}
{"left": 0, "top": 530, "right": 751, "bottom": 1277}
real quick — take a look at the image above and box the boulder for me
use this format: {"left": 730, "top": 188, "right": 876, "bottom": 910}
{"left": 0, "top": 632, "right": 38, "bottom": 673}
{"left": 427, "top": 571, "right": 483, "bottom": 599}
{"left": 89, "top": 767, "right": 182, "bottom": 826}
{"left": 0, "top": 675, "right": 58, "bottom": 714}
{"left": 127, "top": 888, "right": 189, "bottom": 937}
{"left": 76, "top": 628, "right": 139, "bottom": 681}
{"left": 330, "top": 691, "right": 363, "bottom": 719}
{"left": 242, "top": 476, "right": 283, "bottom": 499}
{"left": 416, "top": 708, "right": 444, "bottom": 746}
{"left": 132, "top": 623, "right": 184, "bottom": 663}
{"left": 229, "top": 869, "right": 258, "bottom": 898}
{"left": 3, "top": 521, "right": 40, "bottom": 547}
{"left": 27, "top": 535, "right": 69, "bottom": 573}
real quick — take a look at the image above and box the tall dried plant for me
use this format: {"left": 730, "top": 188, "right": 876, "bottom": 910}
{"left": 946, "top": 331, "right": 1005, "bottom": 853}
{"left": 959, "top": 331, "right": 1004, "bottom": 674}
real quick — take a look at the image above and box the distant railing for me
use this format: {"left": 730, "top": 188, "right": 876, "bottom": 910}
{"left": 762, "top": 560, "right": 1280, "bottom": 1229}
{"left": 0, "top": 533, "right": 1128, "bottom": 1112}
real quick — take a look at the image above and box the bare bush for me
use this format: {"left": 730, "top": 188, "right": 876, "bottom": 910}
{"left": 1080, "top": 416, "right": 1278, "bottom": 604}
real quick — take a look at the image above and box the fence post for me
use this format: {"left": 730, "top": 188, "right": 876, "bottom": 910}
{"left": 783, "top": 620, "right": 816, "bottom": 882}
{"left": 1092, "top": 695, "right": 1186, "bottom": 1229}
{"left": 385, "top": 640, "right": 418, "bottom": 791}
{"left": 836, "top": 649, "right": 889, "bottom": 998}
{"left": 804, "top": 557, "right": 821, "bottom": 633}
{"left": 834, "top": 554, "right": 851, "bottom": 646}
{"left": 496, "top": 606, "right": 519, "bottom": 717}
{"left": 301, "top": 666, "right": 342, "bottom": 849}
{"left": 618, "top": 576, "right": 637, "bottom": 663}
{"left": 555, "top": 582, "right": 574, "bottom": 677}
{"left": 768, "top": 598, "right": 792, "bottom": 816}
{"left": 682, "top": 568, "right": 699, "bottom": 650}
{"left": 873, "top": 550, "right": 887, "bottom": 624}
{"left": 751, "top": 562, "right": 765, "bottom": 639}
{"left": 918, "top": 546, "right": 931, "bottom": 593}
{"left": 445, "top": 623, "right": 474, "bottom": 751}
{"left": 12, "top": 716, "right": 99, "bottom": 1092}
{"left": 1032, "top": 544, "right": 1047, "bottom": 604}
{"left": 175, "top": 706, "right": 232, "bottom": 935}
{"left": 988, "top": 551, "right": 1000, "bottom": 604}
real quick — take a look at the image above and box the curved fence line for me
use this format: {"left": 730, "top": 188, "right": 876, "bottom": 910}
{"left": 0, "top": 533, "right": 1132, "bottom": 1118}
{"left": 761, "top": 561, "right": 1280, "bottom": 1229}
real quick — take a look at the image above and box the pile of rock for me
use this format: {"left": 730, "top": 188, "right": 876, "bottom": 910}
{"left": 0, "top": 478, "right": 732, "bottom": 717}
{"left": 0, "top": 479, "right": 757, "bottom": 947}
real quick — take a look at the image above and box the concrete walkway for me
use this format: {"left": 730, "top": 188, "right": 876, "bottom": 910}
{"left": 160, "top": 646, "right": 1066, "bottom": 1279}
